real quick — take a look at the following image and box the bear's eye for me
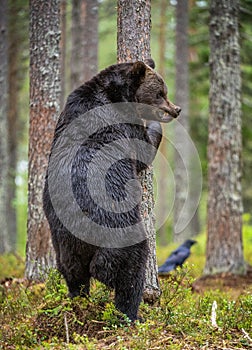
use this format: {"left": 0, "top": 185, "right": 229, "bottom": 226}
{"left": 156, "top": 92, "right": 163, "bottom": 99}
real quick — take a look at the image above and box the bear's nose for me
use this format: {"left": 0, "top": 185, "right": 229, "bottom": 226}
{"left": 175, "top": 106, "right": 181, "bottom": 115}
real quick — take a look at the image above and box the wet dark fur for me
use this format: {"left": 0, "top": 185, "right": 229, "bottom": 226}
{"left": 43, "top": 60, "right": 180, "bottom": 321}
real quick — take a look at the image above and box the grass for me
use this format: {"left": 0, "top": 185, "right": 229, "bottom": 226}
{"left": 0, "top": 266, "right": 251, "bottom": 349}
{"left": 0, "top": 219, "right": 251, "bottom": 349}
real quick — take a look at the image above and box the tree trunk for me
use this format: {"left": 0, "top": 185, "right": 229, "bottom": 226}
{"left": 71, "top": 0, "right": 84, "bottom": 89}
{"left": 7, "top": 0, "right": 21, "bottom": 252}
{"left": 117, "top": 0, "right": 161, "bottom": 303}
{"left": 83, "top": 0, "right": 98, "bottom": 82}
{"left": 156, "top": 0, "right": 169, "bottom": 245}
{"left": 60, "top": 0, "right": 67, "bottom": 110}
{"left": 188, "top": 0, "right": 201, "bottom": 238}
{"left": 204, "top": 0, "right": 245, "bottom": 275}
{"left": 173, "top": 0, "right": 192, "bottom": 242}
{"left": 0, "top": 0, "right": 10, "bottom": 253}
{"left": 71, "top": 0, "right": 98, "bottom": 90}
{"left": 7, "top": 1, "right": 30, "bottom": 252}
{"left": 25, "top": 0, "right": 61, "bottom": 280}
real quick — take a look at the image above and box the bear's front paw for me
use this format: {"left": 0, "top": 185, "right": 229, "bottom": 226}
{"left": 146, "top": 121, "right": 162, "bottom": 149}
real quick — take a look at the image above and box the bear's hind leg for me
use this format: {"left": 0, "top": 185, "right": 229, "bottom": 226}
{"left": 66, "top": 268, "right": 91, "bottom": 298}
{"left": 58, "top": 258, "right": 91, "bottom": 298}
{"left": 56, "top": 236, "right": 95, "bottom": 298}
{"left": 90, "top": 241, "right": 148, "bottom": 321}
{"left": 114, "top": 241, "right": 148, "bottom": 321}
{"left": 114, "top": 272, "right": 145, "bottom": 322}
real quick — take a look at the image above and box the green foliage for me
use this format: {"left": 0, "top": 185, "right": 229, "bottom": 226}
{"left": 98, "top": 0, "right": 117, "bottom": 69}
{"left": 0, "top": 227, "right": 252, "bottom": 349}
{"left": 243, "top": 213, "right": 252, "bottom": 263}
{"left": 157, "top": 215, "right": 252, "bottom": 276}
{"left": 0, "top": 278, "right": 41, "bottom": 347}
{"left": 0, "top": 260, "right": 251, "bottom": 349}
{"left": 16, "top": 164, "right": 28, "bottom": 254}
{"left": 240, "top": 0, "right": 252, "bottom": 211}
{"left": 0, "top": 254, "right": 24, "bottom": 280}
{"left": 157, "top": 230, "right": 207, "bottom": 278}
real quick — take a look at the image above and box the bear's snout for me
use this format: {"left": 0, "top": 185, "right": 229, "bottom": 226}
{"left": 166, "top": 101, "right": 181, "bottom": 118}
{"left": 157, "top": 101, "right": 181, "bottom": 123}
{"left": 175, "top": 105, "right": 181, "bottom": 115}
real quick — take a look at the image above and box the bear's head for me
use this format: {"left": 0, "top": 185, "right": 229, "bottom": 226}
{"left": 130, "top": 60, "right": 181, "bottom": 123}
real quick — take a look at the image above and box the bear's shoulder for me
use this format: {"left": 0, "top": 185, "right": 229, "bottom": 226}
{"left": 61, "top": 62, "right": 141, "bottom": 121}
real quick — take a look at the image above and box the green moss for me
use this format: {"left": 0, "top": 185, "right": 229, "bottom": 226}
{"left": 0, "top": 267, "right": 251, "bottom": 349}
{"left": 1, "top": 225, "right": 252, "bottom": 349}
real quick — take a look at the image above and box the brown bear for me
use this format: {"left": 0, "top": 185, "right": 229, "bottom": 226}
{"left": 43, "top": 59, "right": 180, "bottom": 321}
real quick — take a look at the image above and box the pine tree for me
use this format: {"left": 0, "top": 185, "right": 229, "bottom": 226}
{"left": 204, "top": 0, "right": 245, "bottom": 275}
{"left": 26, "top": 0, "right": 61, "bottom": 280}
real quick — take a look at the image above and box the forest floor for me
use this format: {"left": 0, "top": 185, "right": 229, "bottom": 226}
{"left": 0, "top": 259, "right": 252, "bottom": 350}
{"left": 192, "top": 264, "right": 252, "bottom": 297}
{"left": 1, "top": 226, "right": 252, "bottom": 350}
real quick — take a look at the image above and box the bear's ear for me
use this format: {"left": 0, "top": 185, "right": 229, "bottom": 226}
{"left": 144, "top": 58, "right": 155, "bottom": 69}
{"left": 131, "top": 61, "right": 147, "bottom": 78}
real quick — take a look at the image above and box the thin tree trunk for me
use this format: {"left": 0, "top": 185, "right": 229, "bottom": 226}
{"left": 7, "top": 0, "right": 29, "bottom": 252}
{"left": 83, "top": 0, "right": 98, "bottom": 82}
{"left": 7, "top": 0, "right": 20, "bottom": 251}
{"left": 0, "top": 0, "right": 10, "bottom": 253}
{"left": 71, "top": 0, "right": 84, "bottom": 89}
{"left": 117, "top": 0, "right": 161, "bottom": 303}
{"left": 188, "top": 0, "right": 201, "bottom": 237}
{"left": 156, "top": 0, "right": 169, "bottom": 245}
{"left": 71, "top": 0, "right": 98, "bottom": 90}
{"left": 60, "top": 0, "right": 67, "bottom": 110}
{"left": 204, "top": 0, "right": 245, "bottom": 275}
{"left": 173, "top": 0, "right": 191, "bottom": 242}
{"left": 25, "top": 0, "right": 61, "bottom": 280}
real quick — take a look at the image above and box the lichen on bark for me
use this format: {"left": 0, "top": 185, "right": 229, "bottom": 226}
{"left": 117, "top": 0, "right": 161, "bottom": 302}
{"left": 26, "top": 0, "right": 61, "bottom": 281}
{"left": 204, "top": 0, "right": 245, "bottom": 275}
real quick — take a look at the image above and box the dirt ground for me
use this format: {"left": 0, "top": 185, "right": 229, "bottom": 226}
{"left": 192, "top": 264, "right": 252, "bottom": 297}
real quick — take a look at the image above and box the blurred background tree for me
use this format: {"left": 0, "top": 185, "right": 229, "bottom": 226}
{"left": 173, "top": 0, "right": 191, "bottom": 242}
{"left": 7, "top": 0, "right": 29, "bottom": 252}
{"left": 1, "top": 0, "right": 251, "bottom": 278}
{"left": 0, "top": 0, "right": 9, "bottom": 253}
{"left": 70, "top": 0, "right": 98, "bottom": 90}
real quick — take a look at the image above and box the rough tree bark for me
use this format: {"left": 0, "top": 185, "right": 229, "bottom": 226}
{"left": 25, "top": 0, "right": 61, "bottom": 280}
{"left": 0, "top": 0, "right": 10, "bottom": 253}
{"left": 117, "top": 0, "right": 161, "bottom": 303}
{"left": 173, "top": 0, "right": 192, "bottom": 242}
{"left": 204, "top": 0, "right": 245, "bottom": 275}
{"left": 71, "top": 0, "right": 98, "bottom": 90}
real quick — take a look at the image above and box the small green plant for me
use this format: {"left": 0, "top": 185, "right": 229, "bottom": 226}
{"left": 0, "top": 228, "right": 252, "bottom": 349}
{"left": 45, "top": 268, "right": 67, "bottom": 298}
{"left": 101, "top": 302, "right": 132, "bottom": 329}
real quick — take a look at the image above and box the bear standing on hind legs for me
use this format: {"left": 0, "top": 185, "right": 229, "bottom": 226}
{"left": 43, "top": 59, "right": 181, "bottom": 322}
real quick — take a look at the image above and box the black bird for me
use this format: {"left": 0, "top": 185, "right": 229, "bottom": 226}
{"left": 158, "top": 239, "right": 197, "bottom": 275}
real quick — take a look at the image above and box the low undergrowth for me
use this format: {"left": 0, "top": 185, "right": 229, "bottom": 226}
{"left": 0, "top": 266, "right": 251, "bottom": 349}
